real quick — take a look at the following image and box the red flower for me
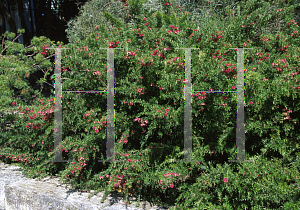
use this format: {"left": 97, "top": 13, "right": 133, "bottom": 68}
{"left": 165, "top": 2, "right": 169, "bottom": 5}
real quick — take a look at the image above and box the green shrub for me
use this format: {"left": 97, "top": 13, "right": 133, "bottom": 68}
{"left": 0, "top": 0, "right": 299, "bottom": 209}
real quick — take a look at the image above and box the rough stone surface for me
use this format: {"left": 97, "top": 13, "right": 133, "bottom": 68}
{"left": 0, "top": 161, "right": 172, "bottom": 210}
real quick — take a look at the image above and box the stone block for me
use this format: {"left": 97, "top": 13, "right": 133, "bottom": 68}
{"left": 0, "top": 161, "right": 171, "bottom": 210}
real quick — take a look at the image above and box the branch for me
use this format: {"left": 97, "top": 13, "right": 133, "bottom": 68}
{"left": 0, "top": 33, "right": 22, "bottom": 55}
{"left": 24, "top": 45, "right": 35, "bottom": 49}
{"left": 44, "top": 53, "right": 55, "bottom": 60}
{"left": 28, "top": 66, "right": 53, "bottom": 100}
{"left": 44, "top": 81, "right": 55, "bottom": 88}
{"left": 1, "top": 35, "right": 4, "bottom": 49}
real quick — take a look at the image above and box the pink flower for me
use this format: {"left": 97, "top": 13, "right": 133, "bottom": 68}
{"left": 231, "top": 86, "right": 235, "bottom": 90}
{"left": 223, "top": 178, "right": 228, "bottom": 182}
{"left": 95, "top": 129, "right": 99, "bottom": 134}
{"left": 145, "top": 23, "right": 149, "bottom": 26}
{"left": 11, "top": 102, "right": 17, "bottom": 105}
{"left": 139, "top": 34, "right": 144, "bottom": 37}
{"left": 165, "top": 2, "right": 169, "bottom": 5}
{"left": 124, "top": 154, "right": 129, "bottom": 157}
{"left": 169, "top": 184, "right": 174, "bottom": 188}
{"left": 143, "top": 18, "right": 147, "bottom": 21}
{"left": 124, "top": 140, "right": 128, "bottom": 144}
{"left": 249, "top": 101, "right": 253, "bottom": 104}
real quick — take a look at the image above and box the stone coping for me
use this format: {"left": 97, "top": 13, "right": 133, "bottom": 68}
{"left": 0, "top": 160, "right": 173, "bottom": 210}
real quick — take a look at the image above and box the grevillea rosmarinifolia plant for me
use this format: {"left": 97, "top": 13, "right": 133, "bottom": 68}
{"left": 1, "top": 0, "right": 300, "bottom": 209}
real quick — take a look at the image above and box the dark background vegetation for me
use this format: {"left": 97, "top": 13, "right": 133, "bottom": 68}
{"left": 3, "top": 0, "right": 294, "bottom": 46}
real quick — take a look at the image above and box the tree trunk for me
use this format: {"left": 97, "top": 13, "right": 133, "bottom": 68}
{"left": 0, "top": 0, "right": 17, "bottom": 34}
{"left": 45, "top": 0, "right": 53, "bottom": 39}
{"left": 17, "top": 0, "right": 31, "bottom": 46}
{"left": 31, "top": 0, "right": 42, "bottom": 37}
{"left": 0, "top": 5, "right": 5, "bottom": 35}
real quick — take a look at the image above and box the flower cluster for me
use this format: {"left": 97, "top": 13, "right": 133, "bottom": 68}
{"left": 40, "top": 44, "right": 50, "bottom": 56}
{"left": 108, "top": 41, "right": 121, "bottom": 48}
{"left": 167, "top": 25, "right": 180, "bottom": 34}
{"left": 210, "top": 31, "right": 223, "bottom": 43}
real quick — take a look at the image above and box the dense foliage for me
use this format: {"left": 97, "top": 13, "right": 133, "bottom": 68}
{"left": 1, "top": 0, "right": 300, "bottom": 209}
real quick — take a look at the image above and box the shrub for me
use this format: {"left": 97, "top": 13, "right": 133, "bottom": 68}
{"left": 0, "top": 0, "right": 299, "bottom": 209}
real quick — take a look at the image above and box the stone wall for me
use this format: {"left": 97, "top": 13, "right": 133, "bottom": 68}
{"left": 0, "top": 160, "right": 172, "bottom": 210}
